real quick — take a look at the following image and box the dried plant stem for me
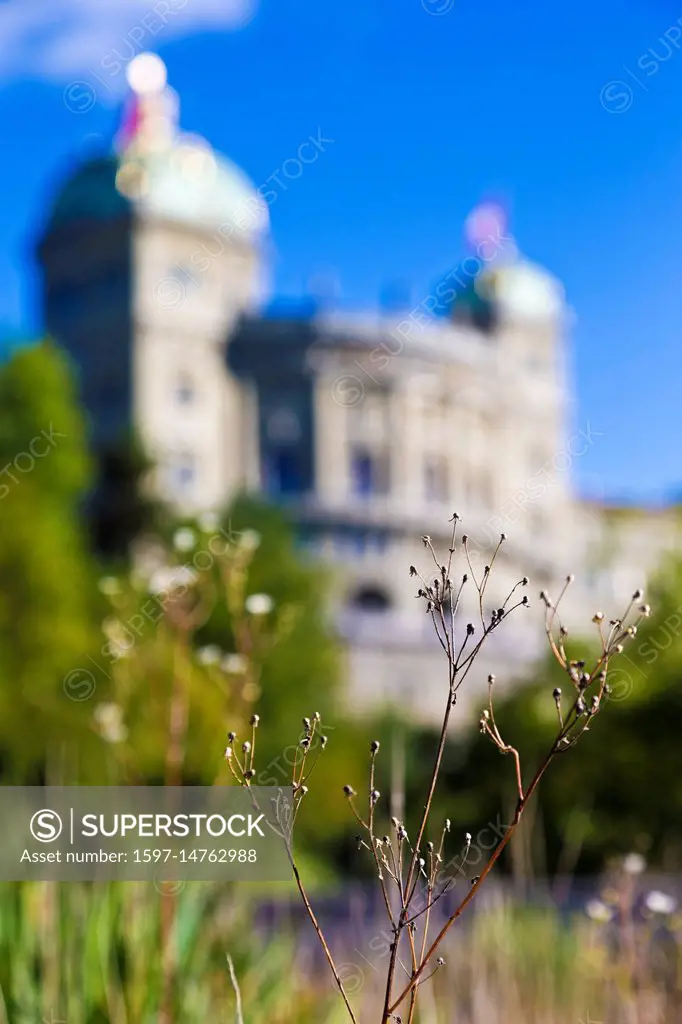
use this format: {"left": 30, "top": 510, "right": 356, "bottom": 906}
{"left": 381, "top": 678, "right": 454, "bottom": 1022}
{"left": 387, "top": 685, "right": 617, "bottom": 1017}
{"left": 225, "top": 518, "right": 647, "bottom": 1024}
{"left": 289, "top": 858, "right": 359, "bottom": 1024}
{"left": 226, "top": 954, "right": 245, "bottom": 1024}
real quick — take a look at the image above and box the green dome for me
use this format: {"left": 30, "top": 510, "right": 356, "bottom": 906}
{"left": 48, "top": 145, "right": 267, "bottom": 238}
{"left": 48, "top": 157, "right": 130, "bottom": 226}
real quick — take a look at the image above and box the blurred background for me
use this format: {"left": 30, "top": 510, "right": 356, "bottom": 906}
{"left": 1, "top": 0, "right": 682, "bottom": 1020}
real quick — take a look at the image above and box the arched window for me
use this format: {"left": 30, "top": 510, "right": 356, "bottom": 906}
{"left": 350, "top": 585, "right": 392, "bottom": 612}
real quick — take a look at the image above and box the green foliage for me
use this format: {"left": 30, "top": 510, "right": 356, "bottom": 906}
{"left": 0, "top": 882, "right": 337, "bottom": 1024}
{"left": 0, "top": 341, "right": 101, "bottom": 781}
{"left": 89, "top": 495, "right": 378, "bottom": 855}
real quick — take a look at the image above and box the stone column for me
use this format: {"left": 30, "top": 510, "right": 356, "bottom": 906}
{"left": 390, "top": 372, "right": 423, "bottom": 518}
{"left": 314, "top": 369, "right": 349, "bottom": 503}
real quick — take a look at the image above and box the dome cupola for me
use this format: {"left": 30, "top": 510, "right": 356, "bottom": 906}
{"left": 47, "top": 53, "right": 268, "bottom": 240}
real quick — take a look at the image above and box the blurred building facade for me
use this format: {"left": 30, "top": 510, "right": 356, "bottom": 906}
{"left": 36, "top": 57, "right": 682, "bottom": 723}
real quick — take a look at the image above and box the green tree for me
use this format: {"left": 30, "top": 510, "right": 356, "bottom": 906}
{"left": 90, "top": 429, "right": 167, "bottom": 559}
{"left": 0, "top": 340, "right": 101, "bottom": 781}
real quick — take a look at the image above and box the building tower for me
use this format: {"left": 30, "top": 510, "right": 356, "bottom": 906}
{"left": 37, "top": 53, "right": 267, "bottom": 515}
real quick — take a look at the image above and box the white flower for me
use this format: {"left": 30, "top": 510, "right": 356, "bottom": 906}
{"left": 197, "top": 512, "right": 219, "bottom": 533}
{"left": 101, "top": 618, "right": 132, "bottom": 658}
{"left": 197, "top": 645, "right": 221, "bottom": 666}
{"left": 148, "top": 565, "right": 197, "bottom": 596}
{"left": 239, "top": 529, "right": 261, "bottom": 552}
{"left": 245, "top": 593, "right": 273, "bottom": 615}
{"left": 623, "top": 852, "right": 646, "bottom": 875}
{"left": 173, "top": 528, "right": 196, "bottom": 553}
{"left": 221, "top": 653, "right": 247, "bottom": 674}
{"left": 585, "top": 899, "right": 613, "bottom": 923}
{"left": 98, "top": 576, "right": 121, "bottom": 597}
{"left": 94, "top": 703, "right": 128, "bottom": 744}
{"left": 644, "top": 891, "right": 677, "bottom": 915}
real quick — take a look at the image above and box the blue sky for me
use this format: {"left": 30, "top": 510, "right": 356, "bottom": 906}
{"left": 0, "top": 0, "right": 680, "bottom": 504}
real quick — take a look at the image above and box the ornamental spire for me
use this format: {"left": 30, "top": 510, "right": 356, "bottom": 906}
{"left": 116, "top": 53, "right": 179, "bottom": 157}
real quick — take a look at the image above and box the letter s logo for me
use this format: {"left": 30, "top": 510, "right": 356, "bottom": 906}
{"left": 30, "top": 809, "right": 63, "bottom": 843}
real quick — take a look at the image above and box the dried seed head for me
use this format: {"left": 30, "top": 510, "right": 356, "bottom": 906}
{"left": 228, "top": 731, "right": 237, "bottom": 742}
{"left": 500, "top": 533, "right": 507, "bottom": 541}
{"left": 467, "top": 623, "right": 475, "bottom": 636}
{"left": 614, "top": 643, "right": 624, "bottom": 654}
{"left": 445, "top": 819, "right": 451, "bottom": 832}
{"left": 370, "top": 789, "right": 380, "bottom": 804}
{"left": 343, "top": 785, "right": 355, "bottom": 797}
{"left": 639, "top": 604, "right": 651, "bottom": 617}
{"left": 553, "top": 687, "right": 562, "bottom": 700}
{"left": 391, "top": 816, "right": 400, "bottom": 829}
{"left": 302, "top": 717, "right": 311, "bottom": 731}
{"left": 522, "top": 595, "right": 529, "bottom": 606}
{"left": 242, "top": 741, "right": 251, "bottom": 754}
{"left": 427, "top": 841, "right": 434, "bottom": 852}
{"left": 249, "top": 715, "right": 259, "bottom": 727}
{"left": 421, "top": 535, "right": 431, "bottom": 547}
{"left": 224, "top": 747, "right": 233, "bottom": 759}
{"left": 437, "top": 956, "right": 446, "bottom": 967}
{"left": 370, "top": 739, "right": 380, "bottom": 754}
{"left": 314, "top": 711, "right": 321, "bottom": 721}
{"left": 522, "top": 576, "right": 529, "bottom": 586}
{"left": 566, "top": 574, "right": 575, "bottom": 583}
{"left": 633, "top": 588, "right": 643, "bottom": 600}
{"left": 244, "top": 768, "right": 255, "bottom": 780}
{"left": 576, "top": 698, "right": 586, "bottom": 716}
{"left": 488, "top": 674, "right": 496, "bottom": 685}
{"left": 300, "top": 785, "right": 308, "bottom": 796}
{"left": 592, "top": 612, "right": 604, "bottom": 623}
{"left": 320, "top": 735, "right": 328, "bottom": 749}
{"left": 300, "top": 737, "right": 310, "bottom": 748}
{"left": 409, "top": 565, "right": 417, "bottom": 577}
{"left": 397, "top": 825, "right": 408, "bottom": 840}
